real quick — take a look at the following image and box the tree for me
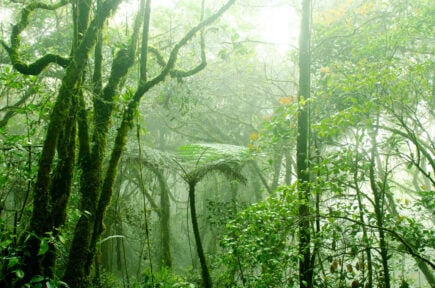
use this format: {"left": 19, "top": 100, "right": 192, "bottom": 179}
{"left": 178, "top": 143, "right": 247, "bottom": 287}
{"left": 296, "top": 0, "right": 314, "bottom": 287}
{"left": 1, "top": 0, "right": 237, "bottom": 286}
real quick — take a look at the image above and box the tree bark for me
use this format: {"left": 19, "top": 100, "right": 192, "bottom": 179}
{"left": 369, "top": 122, "right": 391, "bottom": 288}
{"left": 189, "top": 181, "right": 212, "bottom": 288}
{"left": 296, "top": 0, "right": 313, "bottom": 287}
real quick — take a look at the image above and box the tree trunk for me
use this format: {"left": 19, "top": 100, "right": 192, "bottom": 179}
{"left": 156, "top": 170, "right": 172, "bottom": 268}
{"left": 368, "top": 122, "right": 391, "bottom": 288}
{"left": 189, "top": 181, "right": 212, "bottom": 288}
{"left": 296, "top": 0, "right": 313, "bottom": 287}
{"left": 354, "top": 129, "right": 373, "bottom": 288}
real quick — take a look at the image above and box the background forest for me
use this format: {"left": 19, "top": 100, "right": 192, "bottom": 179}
{"left": 0, "top": 0, "right": 434, "bottom": 287}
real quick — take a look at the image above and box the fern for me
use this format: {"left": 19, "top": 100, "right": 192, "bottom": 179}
{"left": 176, "top": 143, "right": 249, "bottom": 184}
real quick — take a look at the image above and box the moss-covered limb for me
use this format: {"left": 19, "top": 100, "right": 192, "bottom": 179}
{"left": 145, "top": 18, "right": 208, "bottom": 79}
{"left": 42, "top": 103, "right": 78, "bottom": 277}
{"left": 77, "top": 0, "right": 93, "bottom": 42}
{"left": 140, "top": 0, "right": 151, "bottom": 81}
{"left": 7, "top": 0, "right": 118, "bottom": 226}
{"left": 69, "top": 0, "right": 123, "bottom": 74}
{"left": 0, "top": 44, "right": 70, "bottom": 75}
{"left": 9, "top": 0, "right": 69, "bottom": 48}
{"left": 91, "top": 0, "right": 143, "bottom": 139}
{"left": 70, "top": 0, "right": 92, "bottom": 50}
{"left": 86, "top": 0, "right": 144, "bottom": 204}
{"left": 170, "top": 17, "right": 207, "bottom": 79}
{"left": 70, "top": 0, "right": 125, "bottom": 195}
{"left": 62, "top": 215, "right": 95, "bottom": 287}
{"left": 64, "top": 3, "right": 143, "bottom": 282}
{"left": 85, "top": 104, "right": 136, "bottom": 277}
{"left": 25, "top": 0, "right": 122, "bottom": 285}
{"left": 148, "top": 46, "right": 166, "bottom": 67}
{"left": 170, "top": 61, "right": 207, "bottom": 79}
{"left": 83, "top": 1, "right": 143, "bottom": 213}
{"left": 136, "top": 0, "right": 236, "bottom": 98}
{"left": 92, "top": 23, "right": 103, "bottom": 95}
{"left": 157, "top": 169, "right": 172, "bottom": 268}
{"left": 1, "top": 0, "right": 70, "bottom": 75}
{"left": 50, "top": 103, "right": 78, "bottom": 230}
{"left": 77, "top": 91, "right": 91, "bottom": 171}
{"left": 83, "top": 0, "right": 237, "bottom": 280}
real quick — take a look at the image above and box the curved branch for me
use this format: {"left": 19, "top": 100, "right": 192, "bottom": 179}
{"left": 1, "top": 0, "right": 70, "bottom": 75}
{"left": 148, "top": 46, "right": 166, "bottom": 67}
{"left": 136, "top": 0, "right": 236, "bottom": 95}
{"left": 378, "top": 125, "right": 435, "bottom": 174}
{"left": 0, "top": 85, "right": 38, "bottom": 128}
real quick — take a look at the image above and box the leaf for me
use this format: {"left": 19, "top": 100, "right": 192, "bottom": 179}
{"left": 58, "top": 234, "right": 66, "bottom": 244}
{"left": 177, "top": 143, "right": 249, "bottom": 167}
{"left": 7, "top": 257, "right": 19, "bottom": 269}
{"left": 14, "top": 269, "right": 25, "bottom": 279}
{"left": 30, "top": 275, "right": 45, "bottom": 283}
{"left": 38, "top": 239, "right": 49, "bottom": 256}
{"left": 56, "top": 280, "right": 70, "bottom": 287}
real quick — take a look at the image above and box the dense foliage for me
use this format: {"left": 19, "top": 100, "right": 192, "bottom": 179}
{"left": 0, "top": 0, "right": 433, "bottom": 287}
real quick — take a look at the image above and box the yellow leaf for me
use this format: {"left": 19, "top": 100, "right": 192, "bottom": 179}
{"left": 320, "top": 66, "right": 331, "bottom": 74}
{"left": 249, "top": 132, "right": 259, "bottom": 141}
{"left": 279, "top": 97, "right": 292, "bottom": 105}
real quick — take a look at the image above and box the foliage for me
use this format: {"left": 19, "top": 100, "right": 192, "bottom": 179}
{"left": 0, "top": 0, "right": 434, "bottom": 287}
{"left": 219, "top": 186, "right": 299, "bottom": 287}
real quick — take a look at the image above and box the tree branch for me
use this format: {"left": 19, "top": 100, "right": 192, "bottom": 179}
{"left": 1, "top": 0, "right": 70, "bottom": 75}
{"left": 320, "top": 214, "right": 435, "bottom": 270}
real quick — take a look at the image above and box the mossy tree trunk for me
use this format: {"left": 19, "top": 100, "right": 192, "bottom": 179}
{"left": 155, "top": 169, "right": 172, "bottom": 269}
{"left": 2, "top": 0, "right": 236, "bottom": 286}
{"left": 66, "top": 0, "right": 236, "bottom": 286}
{"left": 0, "top": 0, "right": 120, "bottom": 285}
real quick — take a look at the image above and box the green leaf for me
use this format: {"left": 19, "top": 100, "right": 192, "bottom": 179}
{"left": 58, "top": 234, "right": 66, "bottom": 244}
{"left": 30, "top": 275, "right": 45, "bottom": 283}
{"left": 38, "top": 239, "right": 49, "bottom": 256}
{"left": 7, "top": 257, "right": 19, "bottom": 269}
{"left": 14, "top": 269, "right": 25, "bottom": 279}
